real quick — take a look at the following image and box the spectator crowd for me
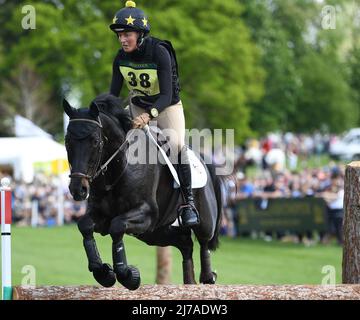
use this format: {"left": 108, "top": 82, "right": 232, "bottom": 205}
{"left": 4, "top": 173, "right": 86, "bottom": 227}
{"left": 216, "top": 132, "right": 345, "bottom": 246}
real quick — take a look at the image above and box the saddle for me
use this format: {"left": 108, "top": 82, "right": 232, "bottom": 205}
{"left": 144, "top": 125, "right": 207, "bottom": 189}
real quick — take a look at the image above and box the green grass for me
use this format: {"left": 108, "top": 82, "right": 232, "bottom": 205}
{"left": 3, "top": 225, "right": 342, "bottom": 286}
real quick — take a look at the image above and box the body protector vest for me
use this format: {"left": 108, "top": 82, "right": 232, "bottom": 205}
{"left": 117, "top": 36, "right": 181, "bottom": 108}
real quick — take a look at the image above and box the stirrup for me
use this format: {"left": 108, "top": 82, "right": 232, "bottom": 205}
{"left": 177, "top": 203, "right": 198, "bottom": 214}
{"left": 177, "top": 203, "right": 199, "bottom": 227}
{"left": 177, "top": 203, "right": 190, "bottom": 212}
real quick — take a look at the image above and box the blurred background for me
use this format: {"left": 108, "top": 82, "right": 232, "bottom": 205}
{"left": 0, "top": 0, "right": 359, "bottom": 286}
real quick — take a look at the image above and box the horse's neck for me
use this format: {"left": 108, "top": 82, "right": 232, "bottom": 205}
{"left": 101, "top": 114, "right": 126, "bottom": 152}
{"left": 97, "top": 114, "right": 128, "bottom": 180}
{"left": 90, "top": 138, "right": 127, "bottom": 196}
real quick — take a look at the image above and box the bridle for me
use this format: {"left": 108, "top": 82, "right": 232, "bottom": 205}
{"left": 68, "top": 117, "right": 104, "bottom": 181}
{"left": 68, "top": 116, "right": 133, "bottom": 186}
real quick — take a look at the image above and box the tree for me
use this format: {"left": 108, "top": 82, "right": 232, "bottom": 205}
{"left": 155, "top": 247, "right": 172, "bottom": 284}
{"left": 348, "top": 46, "right": 360, "bottom": 125}
{"left": 3, "top": 0, "right": 358, "bottom": 138}
{"left": 2, "top": 1, "right": 116, "bottom": 136}
{"left": 0, "top": 61, "right": 57, "bottom": 136}
{"left": 242, "top": 0, "right": 300, "bottom": 134}
{"left": 242, "top": 0, "right": 358, "bottom": 134}
{"left": 1, "top": 0, "right": 265, "bottom": 143}
{"left": 293, "top": 51, "right": 357, "bottom": 132}
{"left": 342, "top": 0, "right": 360, "bottom": 126}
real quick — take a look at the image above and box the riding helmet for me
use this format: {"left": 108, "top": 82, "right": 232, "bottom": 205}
{"left": 109, "top": 1, "right": 150, "bottom": 34}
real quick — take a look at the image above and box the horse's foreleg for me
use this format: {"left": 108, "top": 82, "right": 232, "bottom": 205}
{"left": 112, "top": 237, "right": 142, "bottom": 290}
{"left": 199, "top": 242, "right": 217, "bottom": 284}
{"left": 109, "top": 204, "right": 152, "bottom": 290}
{"left": 77, "top": 214, "right": 116, "bottom": 287}
{"left": 109, "top": 233, "right": 141, "bottom": 291}
{"left": 108, "top": 218, "right": 129, "bottom": 282}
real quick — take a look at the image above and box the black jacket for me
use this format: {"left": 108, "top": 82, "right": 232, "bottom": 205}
{"left": 110, "top": 36, "right": 181, "bottom": 113}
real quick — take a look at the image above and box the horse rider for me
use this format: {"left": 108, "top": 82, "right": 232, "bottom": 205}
{"left": 109, "top": 1, "right": 199, "bottom": 227}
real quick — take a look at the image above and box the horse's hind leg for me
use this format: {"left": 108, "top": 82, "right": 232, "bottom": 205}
{"left": 140, "top": 226, "right": 196, "bottom": 284}
{"left": 181, "top": 236, "right": 197, "bottom": 285}
{"left": 171, "top": 227, "right": 197, "bottom": 284}
{"left": 199, "top": 242, "right": 217, "bottom": 284}
{"left": 77, "top": 214, "right": 116, "bottom": 287}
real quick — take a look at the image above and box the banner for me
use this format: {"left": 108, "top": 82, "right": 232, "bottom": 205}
{"left": 235, "top": 197, "right": 328, "bottom": 233}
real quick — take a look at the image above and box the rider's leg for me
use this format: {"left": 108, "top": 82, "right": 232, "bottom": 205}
{"left": 177, "top": 146, "right": 200, "bottom": 226}
{"left": 131, "top": 99, "right": 200, "bottom": 227}
{"left": 156, "top": 101, "right": 200, "bottom": 227}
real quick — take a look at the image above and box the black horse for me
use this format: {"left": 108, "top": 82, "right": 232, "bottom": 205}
{"left": 63, "top": 93, "right": 223, "bottom": 290}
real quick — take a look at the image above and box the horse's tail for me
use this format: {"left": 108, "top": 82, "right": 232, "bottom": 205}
{"left": 205, "top": 163, "right": 225, "bottom": 252}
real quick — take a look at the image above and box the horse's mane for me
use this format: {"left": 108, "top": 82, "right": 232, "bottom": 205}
{"left": 93, "top": 93, "right": 133, "bottom": 132}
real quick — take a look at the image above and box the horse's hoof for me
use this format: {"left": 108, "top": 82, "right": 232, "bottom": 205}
{"left": 200, "top": 271, "right": 217, "bottom": 284}
{"left": 117, "top": 265, "right": 141, "bottom": 290}
{"left": 93, "top": 263, "right": 116, "bottom": 288}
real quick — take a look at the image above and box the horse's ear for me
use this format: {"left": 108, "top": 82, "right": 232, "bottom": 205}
{"left": 89, "top": 101, "right": 99, "bottom": 118}
{"left": 63, "top": 99, "right": 76, "bottom": 117}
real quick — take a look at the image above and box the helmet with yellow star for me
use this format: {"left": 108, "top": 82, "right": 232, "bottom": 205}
{"left": 109, "top": 1, "right": 150, "bottom": 34}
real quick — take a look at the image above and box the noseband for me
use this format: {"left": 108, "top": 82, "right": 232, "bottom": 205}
{"left": 69, "top": 172, "right": 93, "bottom": 180}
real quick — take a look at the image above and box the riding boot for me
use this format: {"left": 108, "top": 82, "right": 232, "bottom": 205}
{"left": 177, "top": 147, "right": 200, "bottom": 227}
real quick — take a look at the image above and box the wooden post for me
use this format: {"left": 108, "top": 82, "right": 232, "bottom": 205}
{"left": 155, "top": 246, "right": 172, "bottom": 284}
{"left": 342, "top": 161, "right": 360, "bottom": 283}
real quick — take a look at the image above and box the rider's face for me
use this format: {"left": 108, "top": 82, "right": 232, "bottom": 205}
{"left": 118, "top": 31, "right": 139, "bottom": 52}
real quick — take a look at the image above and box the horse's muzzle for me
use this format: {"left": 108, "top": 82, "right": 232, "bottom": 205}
{"left": 69, "top": 175, "right": 90, "bottom": 201}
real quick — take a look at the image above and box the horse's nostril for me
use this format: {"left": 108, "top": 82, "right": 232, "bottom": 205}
{"left": 81, "top": 186, "right": 88, "bottom": 195}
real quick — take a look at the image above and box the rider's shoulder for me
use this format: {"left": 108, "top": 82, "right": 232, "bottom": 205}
{"left": 149, "top": 36, "right": 172, "bottom": 48}
{"left": 149, "top": 36, "right": 175, "bottom": 57}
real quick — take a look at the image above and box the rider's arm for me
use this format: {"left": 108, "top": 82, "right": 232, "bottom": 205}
{"left": 110, "top": 54, "right": 124, "bottom": 97}
{"left": 151, "top": 44, "right": 173, "bottom": 113}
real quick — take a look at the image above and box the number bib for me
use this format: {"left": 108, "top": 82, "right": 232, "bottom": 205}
{"left": 119, "top": 61, "right": 160, "bottom": 96}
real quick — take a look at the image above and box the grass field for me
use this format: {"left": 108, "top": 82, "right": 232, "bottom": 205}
{"left": 3, "top": 225, "right": 343, "bottom": 286}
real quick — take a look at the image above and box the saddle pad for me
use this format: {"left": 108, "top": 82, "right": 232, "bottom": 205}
{"left": 144, "top": 126, "right": 207, "bottom": 189}
{"left": 173, "top": 148, "right": 208, "bottom": 189}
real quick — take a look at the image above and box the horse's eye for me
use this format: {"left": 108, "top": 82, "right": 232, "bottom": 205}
{"left": 93, "top": 139, "right": 100, "bottom": 147}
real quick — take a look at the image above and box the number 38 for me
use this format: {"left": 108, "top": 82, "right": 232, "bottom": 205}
{"left": 127, "top": 72, "right": 151, "bottom": 88}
